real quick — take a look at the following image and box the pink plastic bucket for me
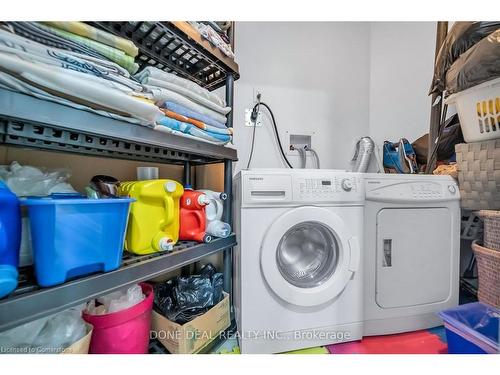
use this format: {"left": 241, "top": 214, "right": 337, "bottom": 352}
{"left": 83, "top": 283, "right": 153, "bottom": 354}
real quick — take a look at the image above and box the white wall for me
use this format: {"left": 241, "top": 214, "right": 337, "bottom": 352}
{"left": 231, "top": 22, "right": 437, "bottom": 173}
{"left": 368, "top": 22, "right": 436, "bottom": 164}
{"left": 232, "top": 22, "right": 371, "bottom": 173}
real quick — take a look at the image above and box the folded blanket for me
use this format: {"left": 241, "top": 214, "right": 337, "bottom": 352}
{"left": 157, "top": 116, "right": 232, "bottom": 143}
{"left": 163, "top": 101, "right": 227, "bottom": 128}
{"left": 146, "top": 85, "right": 228, "bottom": 124}
{"left": 135, "top": 67, "right": 226, "bottom": 107}
{"left": 162, "top": 109, "right": 232, "bottom": 135}
{"left": 153, "top": 124, "right": 229, "bottom": 146}
{"left": 140, "top": 77, "right": 230, "bottom": 115}
{"left": 0, "top": 29, "right": 143, "bottom": 92}
{"left": 42, "top": 22, "right": 139, "bottom": 57}
{"left": 0, "top": 72, "right": 148, "bottom": 126}
{"left": 7, "top": 22, "right": 108, "bottom": 62}
{"left": 35, "top": 23, "right": 139, "bottom": 74}
{"left": 0, "top": 52, "right": 162, "bottom": 125}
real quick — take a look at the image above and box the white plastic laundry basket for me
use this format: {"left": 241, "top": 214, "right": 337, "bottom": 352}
{"left": 446, "top": 77, "right": 500, "bottom": 143}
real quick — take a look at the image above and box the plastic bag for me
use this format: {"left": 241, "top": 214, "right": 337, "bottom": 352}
{"left": 0, "top": 161, "right": 77, "bottom": 266}
{"left": 445, "top": 28, "right": 500, "bottom": 95}
{"left": 86, "top": 284, "right": 145, "bottom": 315}
{"left": 0, "top": 308, "right": 86, "bottom": 354}
{"left": 430, "top": 22, "right": 500, "bottom": 95}
{"left": 154, "top": 263, "right": 224, "bottom": 324}
{"left": 412, "top": 114, "right": 464, "bottom": 165}
{"left": 0, "top": 161, "right": 77, "bottom": 196}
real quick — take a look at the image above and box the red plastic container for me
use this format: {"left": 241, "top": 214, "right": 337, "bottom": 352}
{"left": 82, "top": 283, "right": 153, "bottom": 354}
{"left": 179, "top": 188, "right": 211, "bottom": 242}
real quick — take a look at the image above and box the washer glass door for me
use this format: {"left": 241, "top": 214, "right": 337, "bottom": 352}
{"left": 276, "top": 221, "right": 338, "bottom": 288}
{"left": 260, "top": 206, "right": 359, "bottom": 307}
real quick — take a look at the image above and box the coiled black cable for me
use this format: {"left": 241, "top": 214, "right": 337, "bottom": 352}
{"left": 246, "top": 101, "right": 293, "bottom": 169}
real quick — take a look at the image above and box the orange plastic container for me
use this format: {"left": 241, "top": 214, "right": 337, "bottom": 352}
{"left": 179, "top": 188, "right": 211, "bottom": 243}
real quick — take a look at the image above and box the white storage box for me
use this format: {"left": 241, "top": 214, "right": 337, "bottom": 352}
{"left": 446, "top": 77, "right": 500, "bottom": 143}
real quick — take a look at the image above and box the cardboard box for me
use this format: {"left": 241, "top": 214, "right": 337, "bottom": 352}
{"left": 151, "top": 292, "right": 230, "bottom": 354}
{"left": 62, "top": 323, "right": 93, "bottom": 354}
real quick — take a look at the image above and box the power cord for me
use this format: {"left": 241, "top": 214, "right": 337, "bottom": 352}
{"left": 246, "top": 96, "right": 293, "bottom": 169}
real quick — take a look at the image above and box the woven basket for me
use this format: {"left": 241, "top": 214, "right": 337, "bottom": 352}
{"left": 478, "top": 210, "right": 500, "bottom": 251}
{"left": 455, "top": 140, "right": 500, "bottom": 210}
{"left": 472, "top": 241, "right": 500, "bottom": 308}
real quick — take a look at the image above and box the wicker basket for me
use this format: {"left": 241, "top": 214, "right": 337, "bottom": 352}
{"left": 455, "top": 140, "right": 500, "bottom": 210}
{"left": 478, "top": 210, "right": 500, "bottom": 251}
{"left": 472, "top": 241, "right": 500, "bottom": 308}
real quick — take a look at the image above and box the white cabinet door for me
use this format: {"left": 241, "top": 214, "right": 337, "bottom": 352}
{"left": 376, "top": 208, "right": 452, "bottom": 308}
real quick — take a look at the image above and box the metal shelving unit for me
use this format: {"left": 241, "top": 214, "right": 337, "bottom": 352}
{"left": 92, "top": 22, "right": 239, "bottom": 91}
{"left": 0, "top": 236, "right": 236, "bottom": 332}
{"left": 0, "top": 89, "right": 237, "bottom": 165}
{"left": 0, "top": 22, "right": 238, "bottom": 337}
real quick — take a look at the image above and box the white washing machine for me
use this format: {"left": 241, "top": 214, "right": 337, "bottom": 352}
{"left": 233, "top": 169, "right": 364, "bottom": 354}
{"left": 363, "top": 173, "right": 460, "bottom": 335}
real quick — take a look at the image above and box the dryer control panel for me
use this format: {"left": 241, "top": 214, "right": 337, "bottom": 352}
{"left": 365, "top": 179, "right": 459, "bottom": 203}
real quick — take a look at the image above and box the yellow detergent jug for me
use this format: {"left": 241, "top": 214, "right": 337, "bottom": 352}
{"left": 119, "top": 179, "right": 184, "bottom": 255}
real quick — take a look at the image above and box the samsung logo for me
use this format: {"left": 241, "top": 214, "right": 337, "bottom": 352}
{"left": 249, "top": 177, "right": 264, "bottom": 181}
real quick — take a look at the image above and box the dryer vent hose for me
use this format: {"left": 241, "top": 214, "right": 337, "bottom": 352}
{"left": 352, "top": 137, "right": 374, "bottom": 173}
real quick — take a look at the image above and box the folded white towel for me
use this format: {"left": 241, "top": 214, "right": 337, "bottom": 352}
{"left": 135, "top": 67, "right": 226, "bottom": 107}
{"left": 145, "top": 84, "right": 228, "bottom": 124}
{"left": 0, "top": 52, "right": 163, "bottom": 125}
{"left": 143, "top": 76, "right": 230, "bottom": 115}
{"left": 0, "top": 72, "right": 149, "bottom": 126}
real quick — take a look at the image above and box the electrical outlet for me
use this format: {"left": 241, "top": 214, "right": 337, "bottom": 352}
{"left": 252, "top": 88, "right": 263, "bottom": 103}
{"left": 245, "top": 108, "right": 263, "bottom": 127}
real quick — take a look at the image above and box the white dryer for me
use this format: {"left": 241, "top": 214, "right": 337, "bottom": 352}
{"left": 233, "top": 169, "right": 364, "bottom": 354}
{"left": 363, "top": 173, "right": 460, "bottom": 335}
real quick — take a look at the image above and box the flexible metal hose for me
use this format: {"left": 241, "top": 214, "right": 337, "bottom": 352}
{"left": 352, "top": 137, "right": 374, "bottom": 172}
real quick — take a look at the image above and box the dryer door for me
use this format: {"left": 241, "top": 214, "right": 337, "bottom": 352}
{"left": 260, "top": 206, "right": 360, "bottom": 307}
{"left": 375, "top": 208, "right": 452, "bottom": 308}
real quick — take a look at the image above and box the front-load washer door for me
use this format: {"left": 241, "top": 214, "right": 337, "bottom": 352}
{"left": 260, "top": 206, "right": 360, "bottom": 307}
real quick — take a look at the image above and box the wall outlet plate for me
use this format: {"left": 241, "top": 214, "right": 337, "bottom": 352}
{"left": 286, "top": 132, "right": 315, "bottom": 155}
{"left": 245, "top": 108, "right": 262, "bottom": 127}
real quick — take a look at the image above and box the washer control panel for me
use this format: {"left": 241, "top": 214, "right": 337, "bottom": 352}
{"left": 295, "top": 175, "right": 363, "bottom": 202}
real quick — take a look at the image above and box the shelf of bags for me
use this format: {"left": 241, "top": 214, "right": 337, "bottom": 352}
{"left": 0, "top": 235, "right": 236, "bottom": 333}
{"left": 0, "top": 89, "right": 237, "bottom": 164}
{"left": 92, "top": 21, "right": 239, "bottom": 91}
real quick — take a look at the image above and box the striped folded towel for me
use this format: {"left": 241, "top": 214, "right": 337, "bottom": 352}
{"left": 162, "top": 101, "right": 228, "bottom": 128}
{"left": 157, "top": 116, "right": 232, "bottom": 144}
{"left": 162, "top": 109, "right": 232, "bottom": 136}
{"left": 42, "top": 22, "right": 139, "bottom": 57}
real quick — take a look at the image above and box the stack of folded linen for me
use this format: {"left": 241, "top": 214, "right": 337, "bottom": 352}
{"left": 0, "top": 23, "right": 162, "bottom": 125}
{"left": 8, "top": 22, "right": 139, "bottom": 74}
{"left": 135, "top": 67, "right": 233, "bottom": 145}
{"left": 0, "top": 22, "right": 232, "bottom": 146}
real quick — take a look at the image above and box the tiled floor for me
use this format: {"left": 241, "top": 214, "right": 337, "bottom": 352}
{"left": 326, "top": 326, "right": 448, "bottom": 354}
{"left": 212, "top": 326, "right": 449, "bottom": 354}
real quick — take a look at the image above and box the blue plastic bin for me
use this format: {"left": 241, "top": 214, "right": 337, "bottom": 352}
{"left": 0, "top": 181, "right": 21, "bottom": 298}
{"left": 22, "top": 194, "right": 134, "bottom": 287}
{"left": 439, "top": 302, "right": 499, "bottom": 354}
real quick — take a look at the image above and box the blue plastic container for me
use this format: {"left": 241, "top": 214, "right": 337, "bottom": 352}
{"left": 439, "top": 302, "right": 499, "bottom": 354}
{"left": 22, "top": 194, "right": 133, "bottom": 287}
{"left": 0, "top": 181, "right": 21, "bottom": 298}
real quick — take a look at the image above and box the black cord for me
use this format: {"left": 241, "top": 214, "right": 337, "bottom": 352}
{"left": 246, "top": 101, "right": 293, "bottom": 169}
{"left": 246, "top": 108, "right": 258, "bottom": 169}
